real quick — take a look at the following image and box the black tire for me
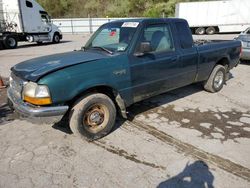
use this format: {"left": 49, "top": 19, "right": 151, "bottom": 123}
{"left": 69, "top": 93, "right": 117, "bottom": 140}
{"left": 3, "top": 35, "right": 17, "bottom": 49}
{"left": 52, "top": 33, "right": 60, "bottom": 43}
{"left": 195, "top": 27, "right": 205, "bottom": 35}
{"left": 0, "top": 41, "right": 4, "bottom": 49}
{"left": 203, "top": 65, "right": 226, "bottom": 93}
{"left": 206, "top": 27, "right": 216, "bottom": 35}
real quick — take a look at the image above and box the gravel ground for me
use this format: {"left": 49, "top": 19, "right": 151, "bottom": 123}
{"left": 0, "top": 33, "right": 250, "bottom": 188}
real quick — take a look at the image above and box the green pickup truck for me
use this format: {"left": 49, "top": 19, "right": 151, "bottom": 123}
{"left": 8, "top": 18, "right": 241, "bottom": 140}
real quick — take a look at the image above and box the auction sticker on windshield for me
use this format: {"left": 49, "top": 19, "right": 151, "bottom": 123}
{"left": 122, "top": 22, "right": 139, "bottom": 28}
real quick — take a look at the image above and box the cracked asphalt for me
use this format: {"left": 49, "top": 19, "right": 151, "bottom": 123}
{"left": 0, "top": 34, "right": 250, "bottom": 188}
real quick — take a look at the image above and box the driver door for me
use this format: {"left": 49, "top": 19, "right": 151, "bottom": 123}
{"left": 40, "top": 14, "right": 51, "bottom": 33}
{"left": 129, "top": 23, "right": 182, "bottom": 103}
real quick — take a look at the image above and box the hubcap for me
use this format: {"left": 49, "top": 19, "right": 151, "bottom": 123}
{"left": 83, "top": 104, "right": 108, "bottom": 133}
{"left": 214, "top": 71, "right": 224, "bottom": 89}
{"left": 89, "top": 111, "right": 104, "bottom": 125}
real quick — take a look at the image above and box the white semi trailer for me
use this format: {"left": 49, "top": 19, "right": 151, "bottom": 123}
{"left": 0, "top": 0, "right": 62, "bottom": 49}
{"left": 175, "top": 0, "right": 250, "bottom": 35}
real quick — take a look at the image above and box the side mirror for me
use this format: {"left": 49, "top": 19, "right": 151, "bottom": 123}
{"left": 134, "top": 42, "right": 151, "bottom": 57}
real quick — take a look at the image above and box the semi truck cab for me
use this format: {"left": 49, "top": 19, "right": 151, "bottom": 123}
{"left": 0, "top": 0, "right": 62, "bottom": 49}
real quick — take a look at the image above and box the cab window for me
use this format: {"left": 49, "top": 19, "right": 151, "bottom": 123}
{"left": 26, "top": 1, "right": 33, "bottom": 8}
{"left": 41, "top": 15, "right": 49, "bottom": 24}
{"left": 135, "top": 24, "right": 174, "bottom": 53}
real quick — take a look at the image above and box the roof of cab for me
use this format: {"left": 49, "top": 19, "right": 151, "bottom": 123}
{"left": 111, "top": 18, "right": 187, "bottom": 24}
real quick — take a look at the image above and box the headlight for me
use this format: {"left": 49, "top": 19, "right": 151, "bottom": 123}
{"left": 22, "top": 82, "right": 52, "bottom": 105}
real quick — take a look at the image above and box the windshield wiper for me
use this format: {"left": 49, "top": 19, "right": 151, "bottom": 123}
{"left": 90, "top": 46, "right": 113, "bottom": 55}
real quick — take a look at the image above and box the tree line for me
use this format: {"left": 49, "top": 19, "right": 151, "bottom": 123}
{"left": 37, "top": 0, "right": 210, "bottom": 18}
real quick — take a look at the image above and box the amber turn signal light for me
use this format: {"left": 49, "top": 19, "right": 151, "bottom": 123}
{"left": 24, "top": 95, "right": 52, "bottom": 106}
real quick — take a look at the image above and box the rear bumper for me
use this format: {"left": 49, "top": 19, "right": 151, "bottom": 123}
{"left": 7, "top": 88, "right": 68, "bottom": 123}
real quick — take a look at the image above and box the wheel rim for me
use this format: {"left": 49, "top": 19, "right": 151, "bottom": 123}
{"left": 207, "top": 28, "right": 215, "bottom": 35}
{"left": 197, "top": 28, "right": 205, "bottom": 35}
{"left": 208, "top": 30, "right": 213, "bottom": 34}
{"left": 8, "top": 38, "right": 16, "bottom": 47}
{"left": 54, "top": 35, "right": 59, "bottom": 42}
{"left": 83, "top": 104, "right": 109, "bottom": 133}
{"left": 214, "top": 71, "right": 224, "bottom": 89}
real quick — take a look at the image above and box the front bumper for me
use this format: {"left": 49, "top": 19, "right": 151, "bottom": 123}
{"left": 7, "top": 87, "right": 69, "bottom": 123}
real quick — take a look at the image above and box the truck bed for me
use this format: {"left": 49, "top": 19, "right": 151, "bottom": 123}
{"left": 194, "top": 39, "right": 234, "bottom": 45}
{"left": 194, "top": 39, "right": 241, "bottom": 82}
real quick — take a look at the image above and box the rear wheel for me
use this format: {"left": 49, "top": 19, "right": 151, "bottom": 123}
{"left": 69, "top": 93, "right": 117, "bottom": 140}
{"left": 195, "top": 27, "right": 205, "bottom": 35}
{"left": 203, "top": 65, "right": 226, "bottom": 93}
{"left": 3, "top": 35, "right": 17, "bottom": 49}
{"left": 206, "top": 27, "right": 216, "bottom": 35}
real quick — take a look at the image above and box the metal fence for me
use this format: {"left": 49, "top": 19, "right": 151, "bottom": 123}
{"left": 52, "top": 17, "right": 132, "bottom": 34}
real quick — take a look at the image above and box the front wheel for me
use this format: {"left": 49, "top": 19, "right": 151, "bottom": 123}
{"left": 203, "top": 65, "right": 226, "bottom": 93}
{"left": 52, "top": 33, "right": 60, "bottom": 43}
{"left": 69, "top": 93, "right": 117, "bottom": 140}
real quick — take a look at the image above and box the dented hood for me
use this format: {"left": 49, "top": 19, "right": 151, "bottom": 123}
{"left": 11, "top": 50, "right": 107, "bottom": 82}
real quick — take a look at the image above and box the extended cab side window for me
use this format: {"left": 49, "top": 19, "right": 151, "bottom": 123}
{"left": 175, "top": 22, "right": 193, "bottom": 49}
{"left": 136, "top": 24, "right": 174, "bottom": 53}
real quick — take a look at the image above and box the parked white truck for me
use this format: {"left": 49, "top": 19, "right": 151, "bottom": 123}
{"left": 0, "top": 0, "right": 62, "bottom": 49}
{"left": 175, "top": 0, "right": 250, "bottom": 35}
